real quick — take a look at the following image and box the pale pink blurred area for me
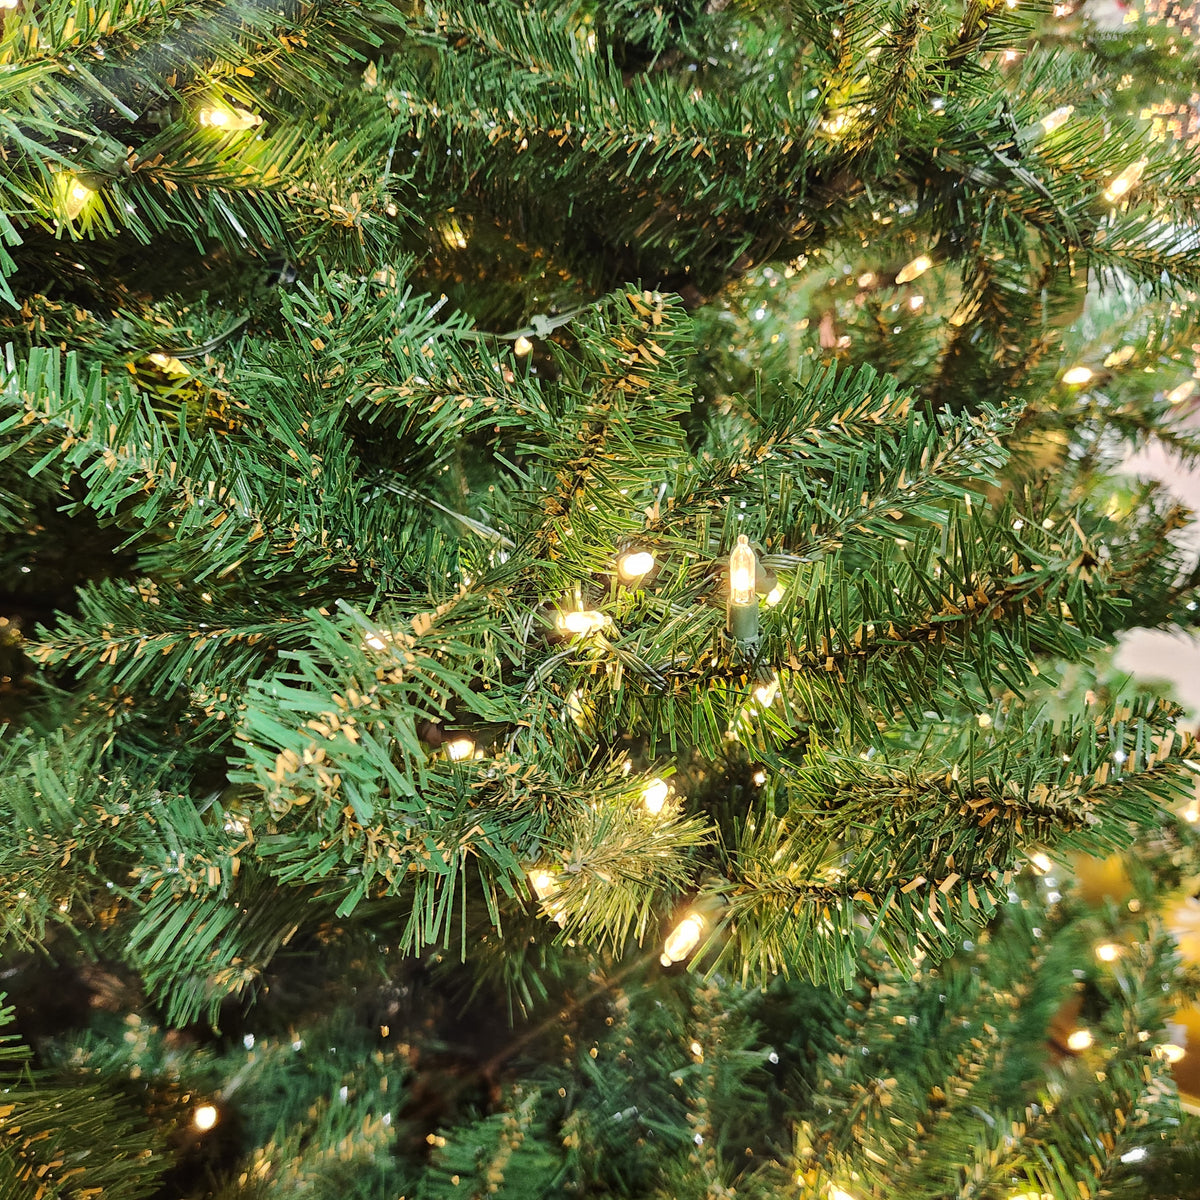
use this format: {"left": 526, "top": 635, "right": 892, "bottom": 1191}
{"left": 1114, "top": 436, "right": 1200, "bottom": 723}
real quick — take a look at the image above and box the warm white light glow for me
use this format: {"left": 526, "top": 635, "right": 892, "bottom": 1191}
{"left": 1062, "top": 365, "right": 1094, "bottom": 386}
{"left": 365, "top": 632, "right": 389, "bottom": 651}
{"left": 1095, "top": 942, "right": 1122, "bottom": 963}
{"left": 830, "top": 1189, "right": 860, "bottom": 1200}
{"left": 1066, "top": 1028, "right": 1094, "bottom": 1052}
{"left": 198, "top": 104, "right": 261, "bottom": 131}
{"left": 0, "top": 0, "right": 20, "bottom": 10}
{"left": 445, "top": 737, "right": 475, "bottom": 762}
{"left": 642, "top": 778, "right": 670, "bottom": 815}
{"left": 1040, "top": 106, "right": 1074, "bottom": 135}
{"left": 514, "top": 335, "right": 534, "bottom": 357}
{"left": 896, "top": 254, "right": 933, "bottom": 284}
{"left": 1167, "top": 381, "right": 1196, "bottom": 405}
{"left": 753, "top": 678, "right": 779, "bottom": 707}
{"left": 1154, "top": 1042, "right": 1186, "bottom": 1064}
{"left": 529, "top": 870, "right": 558, "bottom": 901}
{"left": 1104, "top": 159, "right": 1146, "bottom": 203}
{"left": 1184, "top": 804, "right": 1199, "bottom": 824}
{"left": 752, "top": 770, "right": 767, "bottom": 785}
{"left": 729, "top": 535, "right": 757, "bottom": 606}
{"left": 765, "top": 584, "right": 783, "bottom": 606}
{"left": 193, "top": 1103, "right": 219, "bottom": 1131}
{"left": 618, "top": 550, "right": 655, "bottom": 580}
{"left": 558, "top": 609, "right": 609, "bottom": 636}
{"left": 1028, "top": 852, "right": 1053, "bottom": 875}
{"left": 660, "top": 913, "right": 704, "bottom": 966}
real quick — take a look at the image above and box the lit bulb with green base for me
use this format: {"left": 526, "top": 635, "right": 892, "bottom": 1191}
{"left": 727, "top": 534, "right": 759, "bottom": 645}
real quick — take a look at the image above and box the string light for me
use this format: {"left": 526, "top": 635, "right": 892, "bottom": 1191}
{"left": 1183, "top": 803, "right": 1199, "bottom": 823}
{"left": 1095, "top": 942, "right": 1122, "bottom": 963}
{"left": 895, "top": 254, "right": 933, "bottom": 284}
{"left": 727, "top": 534, "right": 759, "bottom": 643}
{"left": 1167, "top": 381, "right": 1196, "bottom": 404}
{"left": 660, "top": 912, "right": 704, "bottom": 966}
{"left": 529, "top": 869, "right": 568, "bottom": 926}
{"left": 765, "top": 584, "right": 784, "bottom": 606}
{"left": 198, "top": 104, "right": 262, "bottom": 131}
{"left": 617, "top": 549, "right": 655, "bottom": 581}
{"left": 513, "top": 335, "right": 534, "bottom": 357}
{"left": 1028, "top": 851, "right": 1053, "bottom": 874}
{"left": 0, "top": 0, "right": 20, "bottom": 10}
{"left": 1040, "top": 105, "right": 1074, "bottom": 134}
{"left": 642, "top": 778, "right": 670, "bottom": 814}
{"left": 830, "top": 1189, "right": 860, "bottom": 1200}
{"left": 59, "top": 174, "right": 95, "bottom": 221}
{"left": 557, "top": 608, "right": 609, "bottom": 636}
{"left": 1066, "top": 1028, "right": 1093, "bottom": 1051}
{"left": 1153, "top": 1043, "right": 1186, "bottom": 1064}
{"left": 1061, "top": 365, "right": 1094, "bottom": 385}
{"left": 444, "top": 737, "right": 476, "bottom": 761}
{"left": 1103, "top": 159, "right": 1146, "bottom": 203}
{"left": 753, "top": 677, "right": 779, "bottom": 707}
{"left": 193, "top": 1103, "right": 219, "bottom": 1131}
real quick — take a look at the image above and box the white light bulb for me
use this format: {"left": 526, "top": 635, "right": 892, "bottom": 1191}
{"left": 445, "top": 737, "right": 475, "bottom": 761}
{"left": 895, "top": 254, "right": 932, "bottom": 284}
{"left": 1154, "top": 1042, "right": 1186, "bottom": 1064}
{"left": 1062, "top": 365, "right": 1094, "bottom": 386}
{"left": 660, "top": 913, "right": 704, "bottom": 965}
{"left": 1040, "top": 105, "right": 1074, "bottom": 134}
{"left": 642, "top": 778, "right": 669, "bottom": 814}
{"left": 728, "top": 535, "right": 756, "bottom": 606}
{"left": 1066, "top": 1028, "right": 1093, "bottom": 1051}
{"left": 513, "top": 335, "right": 534, "bottom": 357}
{"left": 618, "top": 549, "right": 655, "bottom": 580}
{"left": 1095, "top": 942, "right": 1121, "bottom": 963}
{"left": 558, "top": 609, "right": 608, "bottom": 636}
{"left": 193, "top": 1103, "right": 219, "bottom": 1131}
{"left": 1028, "top": 852, "right": 1053, "bottom": 875}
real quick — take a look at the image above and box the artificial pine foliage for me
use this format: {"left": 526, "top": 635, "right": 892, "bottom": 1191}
{"left": 2, "top": 0, "right": 1200, "bottom": 1195}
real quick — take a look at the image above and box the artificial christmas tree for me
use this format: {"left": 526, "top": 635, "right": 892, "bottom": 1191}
{"left": 2, "top": 0, "right": 1200, "bottom": 1196}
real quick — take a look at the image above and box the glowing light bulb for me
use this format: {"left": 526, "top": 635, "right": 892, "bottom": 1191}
{"left": 365, "top": 632, "right": 389, "bottom": 651}
{"left": 445, "top": 737, "right": 475, "bottom": 761}
{"left": 529, "top": 870, "right": 558, "bottom": 900}
{"left": 1184, "top": 804, "right": 1199, "bottom": 824}
{"left": 1167, "top": 380, "right": 1196, "bottom": 404}
{"left": 753, "top": 678, "right": 779, "bottom": 707}
{"left": 660, "top": 912, "right": 704, "bottom": 966}
{"left": 765, "top": 584, "right": 783, "bottom": 606}
{"left": 557, "top": 609, "right": 609, "bottom": 636}
{"left": 198, "top": 104, "right": 261, "bottom": 131}
{"left": 908, "top": 294, "right": 925, "bottom": 310}
{"left": 1095, "top": 942, "right": 1122, "bottom": 963}
{"left": 752, "top": 770, "right": 767, "bottom": 785}
{"left": 193, "top": 1104, "right": 219, "bottom": 1131}
{"left": 857, "top": 272, "right": 876, "bottom": 288}
{"left": 728, "top": 535, "right": 756, "bottom": 606}
{"left": 1061, "top": 365, "right": 1094, "bottom": 386}
{"left": 59, "top": 175, "right": 95, "bottom": 220}
{"left": 642, "top": 778, "right": 670, "bottom": 814}
{"left": 0, "top": 0, "right": 19, "bottom": 9}
{"left": 1040, "top": 105, "right": 1074, "bottom": 134}
{"left": 618, "top": 549, "right": 655, "bottom": 580}
{"left": 1104, "top": 159, "right": 1146, "bottom": 202}
{"left": 830, "top": 1189, "right": 860, "bottom": 1200}
{"left": 1066, "top": 1028, "right": 1093, "bottom": 1051}
{"left": 513, "top": 335, "right": 534, "bottom": 357}
{"left": 895, "top": 254, "right": 933, "bottom": 284}
{"left": 1028, "top": 852, "right": 1053, "bottom": 875}
{"left": 1154, "top": 1042, "right": 1186, "bottom": 1064}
